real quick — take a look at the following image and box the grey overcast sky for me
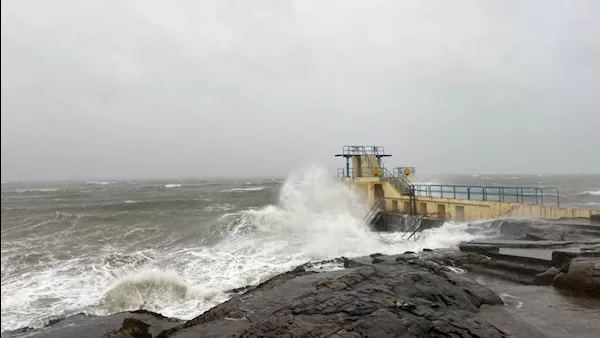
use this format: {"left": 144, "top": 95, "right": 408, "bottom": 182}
{"left": 1, "top": 0, "right": 600, "bottom": 181}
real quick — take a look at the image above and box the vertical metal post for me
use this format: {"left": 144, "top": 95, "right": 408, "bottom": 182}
{"left": 467, "top": 186, "right": 471, "bottom": 200}
{"left": 345, "top": 157, "right": 350, "bottom": 178}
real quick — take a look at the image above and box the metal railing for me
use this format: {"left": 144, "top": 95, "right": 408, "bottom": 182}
{"left": 360, "top": 200, "right": 384, "bottom": 227}
{"left": 393, "top": 167, "right": 416, "bottom": 176}
{"left": 340, "top": 145, "right": 387, "bottom": 156}
{"left": 382, "top": 167, "right": 413, "bottom": 196}
{"left": 411, "top": 184, "right": 560, "bottom": 206}
{"left": 337, "top": 165, "right": 560, "bottom": 207}
{"left": 404, "top": 212, "right": 452, "bottom": 240}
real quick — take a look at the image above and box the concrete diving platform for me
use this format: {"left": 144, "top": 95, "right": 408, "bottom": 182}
{"left": 334, "top": 145, "right": 600, "bottom": 224}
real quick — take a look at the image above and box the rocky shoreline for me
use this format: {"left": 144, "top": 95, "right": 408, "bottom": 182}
{"left": 4, "top": 218, "right": 599, "bottom": 338}
{"left": 6, "top": 250, "right": 510, "bottom": 338}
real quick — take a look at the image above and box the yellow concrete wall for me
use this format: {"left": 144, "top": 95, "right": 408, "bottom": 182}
{"left": 338, "top": 177, "right": 599, "bottom": 221}
{"left": 349, "top": 155, "right": 382, "bottom": 177}
{"left": 385, "top": 195, "right": 599, "bottom": 221}
{"left": 363, "top": 155, "right": 381, "bottom": 172}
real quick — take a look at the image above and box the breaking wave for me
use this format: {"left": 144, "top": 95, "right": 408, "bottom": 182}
{"left": 577, "top": 189, "right": 600, "bottom": 196}
{"left": 14, "top": 188, "right": 60, "bottom": 193}
{"left": 99, "top": 269, "right": 219, "bottom": 315}
{"left": 1, "top": 165, "right": 494, "bottom": 332}
{"left": 220, "top": 187, "right": 266, "bottom": 193}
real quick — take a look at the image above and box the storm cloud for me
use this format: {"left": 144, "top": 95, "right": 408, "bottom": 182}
{"left": 2, "top": 0, "right": 599, "bottom": 180}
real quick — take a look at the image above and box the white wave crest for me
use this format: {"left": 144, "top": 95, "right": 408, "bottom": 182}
{"left": 165, "top": 184, "right": 182, "bottom": 188}
{"left": 99, "top": 268, "right": 220, "bottom": 317}
{"left": 86, "top": 181, "right": 117, "bottom": 185}
{"left": 577, "top": 189, "right": 600, "bottom": 196}
{"left": 221, "top": 187, "right": 266, "bottom": 193}
{"left": 15, "top": 188, "right": 59, "bottom": 193}
{"left": 204, "top": 204, "right": 235, "bottom": 212}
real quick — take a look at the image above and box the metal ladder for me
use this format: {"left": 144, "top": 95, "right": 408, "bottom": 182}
{"left": 359, "top": 200, "right": 384, "bottom": 227}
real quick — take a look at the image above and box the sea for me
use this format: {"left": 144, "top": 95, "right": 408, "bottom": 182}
{"left": 1, "top": 167, "right": 599, "bottom": 333}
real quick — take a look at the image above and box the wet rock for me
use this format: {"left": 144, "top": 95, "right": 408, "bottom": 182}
{"left": 8, "top": 311, "right": 182, "bottom": 338}
{"left": 498, "top": 220, "right": 533, "bottom": 238}
{"left": 47, "top": 316, "right": 71, "bottom": 326}
{"left": 552, "top": 250, "right": 582, "bottom": 268}
{"left": 227, "top": 284, "right": 254, "bottom": 294}
{"left": 533, "top": 267, "right": 561, "bottom": 285}
{"left": 459, "top": 243, "right": 500, "bottom": 254}
{"left": 452, "top": 252, "right": 492, "bottom": 266}
{"left": 3, "top": 326, "right": 35, "bottom": 336}
{"left": 156, "top": 254, "right": 506, "bottom": 338}
{"left": 492, "top": 218, "right": 600, "bottom": 241}
{"left": 372, "top": 257, "right": 385, "bottom": 264}
{"left": 422, "top": 248, "right": 433, "bottom": 252}
{"left": 395, "top": 300, "right": 416, "bottom": 310}
{"left": 291, "top": 265, "right": 305, "bottom": 273}
{"left": 581, "top": 244, "right": 600, "bottom": 252}
{"left": 553, "top": 257, "right": 600, "bottom": 295}
{"left": 343, "top": 257, "right": 367, "bottom": 268}
{"left": 101, "top": 318, "right": 151, "bottom": 338}
{"left": 395, "top": 253, "right": 419, "bottom": 262}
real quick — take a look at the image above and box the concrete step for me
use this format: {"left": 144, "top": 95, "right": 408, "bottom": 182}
{"left": 467, "top": 239, "right": 600, "bottom": 248}
{"left": 459, "top": 239, "right": 600, "bottom": 285}
{"left": 487, "top": 252, "right": 552, "bottom": 267}
{"left": 465, "top": 266, "right": 536, "bottom": 285}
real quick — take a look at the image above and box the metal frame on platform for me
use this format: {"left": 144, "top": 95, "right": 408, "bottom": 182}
{"left": 411, "top": 184, "right": 560, "bottom": 206}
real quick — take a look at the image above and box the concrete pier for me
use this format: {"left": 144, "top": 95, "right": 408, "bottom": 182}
{"left": 335, "top": 145, "right": 600, "bottom": 223}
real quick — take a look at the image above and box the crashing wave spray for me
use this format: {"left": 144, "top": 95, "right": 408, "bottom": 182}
{"left": 99, "top": 268, "right": 220, "bottom": 316}
{"left": 97, "top": 165, "right": 488, "bottom": 318}
{"left": 1, "top": 166, "right": 493, "bottom": 332}
{"left": 240, "top": 165, "right": 383, "bottom": 258}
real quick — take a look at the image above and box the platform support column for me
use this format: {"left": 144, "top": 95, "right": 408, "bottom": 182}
{"left": 346, "top": 158, "right": 350, "bottom": 178}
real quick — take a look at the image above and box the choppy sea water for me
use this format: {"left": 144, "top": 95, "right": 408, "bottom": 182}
{"left": 1, "top": 168, "right": 599, "bottom": 332}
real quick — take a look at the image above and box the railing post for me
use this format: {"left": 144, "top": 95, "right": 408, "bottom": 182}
{"left": 519, "top": 188, "right": 522, "bottom": 203}
{"left": 346, "top": 158, "right": 350, "bottom": 178}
